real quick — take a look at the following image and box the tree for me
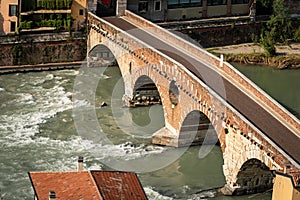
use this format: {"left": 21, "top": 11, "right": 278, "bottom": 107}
{"left": 260, "top": 0, "right": 292, "bottom": 56}
{"left": 256, "top": 0, "right": 273, "bottom": 15}
{"left": 267, "top": 0, "right": 292, "bottom": 43}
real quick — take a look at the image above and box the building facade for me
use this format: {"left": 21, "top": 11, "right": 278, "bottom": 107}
{"left": 0, "top": 0, "right": 18, "bottom": 34}
{"left": 71, "top": 0, "right": 87, "bottom": 30}
{"left": 0, "top": 0, "right": 88, "bottom": 34}
{"left": 127, "top": 0, "right": 253, "bottom": 21}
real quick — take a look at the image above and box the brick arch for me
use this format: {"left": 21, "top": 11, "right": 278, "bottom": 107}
{"left": 88, "top": 13, "right": 300, "bottom": 198}
{"left": 88, "top": 44, "right": 116, "bottom": 65}
{"left": 87, "top": 34, "right": 138, "bottom": 101}
{"left": 87, "top": 40, "right": 133, "bottom": 77}
{"left": 230, "top": 133, "right": 281, "bottom": 176}
{"left": 178, "top": 110, "right": 220, "bottom": 147}
{"left": 130, "top": 65, "right": 169, "bottom": 113}
{"left": 175, "top": 86, "right": 227, "bottom": 148}
{"left": 131, "top": 75, "right": 162, "bottom": 107}
{"left": 233, "top": 158, "right": 274, "bottom": 195}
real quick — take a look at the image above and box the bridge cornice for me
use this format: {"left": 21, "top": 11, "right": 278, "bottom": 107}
{"left": 88, "top": 12, "right": 300, "bottom": 188}
{"left": 123, "top": 10, "right": 300, "bottom": 136}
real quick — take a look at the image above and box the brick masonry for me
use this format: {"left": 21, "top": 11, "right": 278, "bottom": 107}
{"left": 88, "top": 11, "right": 300, "bottom": 197}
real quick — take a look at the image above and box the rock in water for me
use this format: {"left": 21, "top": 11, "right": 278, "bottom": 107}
{"left": 101, "top": 102, "right": 108, "bottom": 107}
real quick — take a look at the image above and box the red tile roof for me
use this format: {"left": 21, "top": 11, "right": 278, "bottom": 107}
{"left": 91, "top": 171, "right": 148, "bottom": 200}
{"left": 28, "top": 170, "right": 148, "bottom": 200}
{"left": 28, "top": 171, "right": 102, "bottom": 200}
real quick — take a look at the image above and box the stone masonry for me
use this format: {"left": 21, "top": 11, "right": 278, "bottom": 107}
{"left": 87, "top": 10, "right": 300, "bottom": 198}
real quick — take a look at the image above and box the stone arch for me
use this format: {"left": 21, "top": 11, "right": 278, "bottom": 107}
{"left": 130, "top": 75, "right": 162, "bottom": 107}
{"left": 87, "top": 41, "right": 136, "bottom": 104}
{"left": 178, "top": 110, "right": 219, "bottom": 147}
{"left": 234, "top": 158, "right": 275, "bottom": 195}
{"left": 88, "top": 44, "right": 116, "bottom": 67}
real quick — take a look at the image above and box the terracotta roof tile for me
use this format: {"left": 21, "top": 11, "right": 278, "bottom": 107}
{"left": 91, "top": 171, "right": 148, "bottom": 200}
{"left": 28, "top": 171, "right": 102, "bottom": 200}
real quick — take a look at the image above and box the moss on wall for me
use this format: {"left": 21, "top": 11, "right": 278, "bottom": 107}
{"left": 0, "top": 38, "right": 86, "bottom": 66}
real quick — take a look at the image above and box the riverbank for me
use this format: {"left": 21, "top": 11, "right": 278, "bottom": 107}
{"left": 207, "top": 43, "right": 300, "bottom": 69}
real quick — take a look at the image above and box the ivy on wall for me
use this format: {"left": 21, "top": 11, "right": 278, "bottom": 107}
{"left": 20, "top": 13, "right": 72, "bottom": 31}
{"left": 36, "top": 0, "right": 72, "bottom": 10}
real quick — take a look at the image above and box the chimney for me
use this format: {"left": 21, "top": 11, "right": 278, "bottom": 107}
{"left": 49, "top": 190, "right": 56, "bottom": 200}
{"left": 77, "top": 156, "right": 84, "bottom": 171}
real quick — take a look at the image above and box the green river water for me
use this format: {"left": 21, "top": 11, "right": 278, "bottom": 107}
{"left": 0, "top": 63, "right": 298, "bottom": 199}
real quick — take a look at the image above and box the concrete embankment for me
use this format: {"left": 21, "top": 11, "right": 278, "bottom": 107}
{"left": 0, "top": 61, "right": 85, "bottom": 74}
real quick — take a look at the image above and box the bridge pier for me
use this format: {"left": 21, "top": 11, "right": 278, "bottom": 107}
{"left": 88, "top": 12, "right": 300, "bottom": 199}
{"left": 152, "top": 127, "right": 179, "bottom": 147}
{"left": 221, "top": 155, "right": 275, "bottom": 196}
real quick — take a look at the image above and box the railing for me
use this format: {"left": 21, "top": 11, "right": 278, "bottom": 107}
{"left": 123, "top": 10, "right": 300, "bottom": 134}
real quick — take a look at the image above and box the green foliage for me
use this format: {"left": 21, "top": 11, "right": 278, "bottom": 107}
{"left": 294, "top": 27, "right": 300, "bottom": 42}
{"left": 20, "top": 0, "right": 74, "bottom": 32}
{"left": 257, "top": 0, "right": 272, "bottom": 9}
{"left": 20, "top": 21, "right": 34, "bottom": 29}
{"left": 256, "top": 0, "right": 273, "bottom": 15}
{"left": 21, "top": 13, "right": 72, "bottom": 31}
{"left": 260, "top": 31, "right": 276, "bottom": 56}
{"left": 259, "top": 0, "right": 292, "bottom": 56}
{"left": 57, "top": 14, "right": 62, "bottom": 20}
{"left": 35, "top": 0, "right": 72, "bottom": 10}
{"left": 266, "top": 0, "right": 292, "bottom": 44}
{"left": 231, "top": 22, "right": 235, "bottom": 29}
{"left": 251, "top": 33, "right": 259, "bottom": 44}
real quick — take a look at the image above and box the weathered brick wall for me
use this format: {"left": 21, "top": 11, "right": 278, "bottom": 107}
{"left": 124, "top": 10, "right": 300, "bottom": 133}
{"left": 0, "top": 33, "right": 86, "bottom": 66}
{"left": 89, "top": 12, "right": 300, "bottom": 195}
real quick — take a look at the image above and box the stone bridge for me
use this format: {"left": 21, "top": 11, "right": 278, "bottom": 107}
{"left": 87, "top": 8, "right": 300, "bottom": 199}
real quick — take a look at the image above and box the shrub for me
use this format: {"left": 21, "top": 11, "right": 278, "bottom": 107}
{"left": 294, "top": 27, "right": 300, "bottom": 42}
{"left": 260, "top": 31, "right": 276, "bottom": 56}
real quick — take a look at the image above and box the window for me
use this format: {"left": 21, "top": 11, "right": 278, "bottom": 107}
{"left": 207, "top": 0, "right": 227, "bottom": 5}
{"left": 9, "top": 5, "right": 18, "bottom": 16}
{"left": 168, "top": 0, "right": 202, "bottom": 9}
{"left": 154, "top": 1, "right": 161, "bottom": 11}
{"left": 138, "top": 1, "right": 148, "bottom": 13}
{"left": 10, "top": 21, "right": 16, "bottom": 32}
{"left": 232, "top": 0, "right": 249, "bottom": 3}
{"left": 79, "top": 9, "right": 84, "bottom": 15}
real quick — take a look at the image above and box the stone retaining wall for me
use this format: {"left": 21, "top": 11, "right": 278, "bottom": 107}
{"left": 0, "top": 32, "right": 86, "bottom": 66}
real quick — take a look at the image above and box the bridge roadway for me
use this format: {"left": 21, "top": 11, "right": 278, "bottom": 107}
{"left": 102, "top": 16, "right": 300, "bottom": 165}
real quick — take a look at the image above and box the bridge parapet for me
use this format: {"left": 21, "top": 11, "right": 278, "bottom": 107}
{"left": 88, "top": 12, "right": 300, "bottom": 198}
{"left": 124, "top": 10, "right": 300, "bottom": 135}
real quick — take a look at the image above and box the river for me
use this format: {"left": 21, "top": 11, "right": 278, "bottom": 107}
{"left": 233, "top": 64, "right": 300, "bottom": 119}
{"left": 1, "top": 63, "right": 298, "bottom": 199}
